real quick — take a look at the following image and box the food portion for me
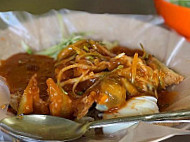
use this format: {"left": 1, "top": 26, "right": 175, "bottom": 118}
{"left": 0, "top": 53, "right": 55, "bottom": 113}
{"left": 0, "top": 38, "right": 184, "bottom": 120}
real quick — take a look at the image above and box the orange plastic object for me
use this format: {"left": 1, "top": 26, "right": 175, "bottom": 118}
{"left": 154, "top": 0, "right": 190, "bottom": 40}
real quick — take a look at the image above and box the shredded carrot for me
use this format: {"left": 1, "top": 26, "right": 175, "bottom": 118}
{"left": 131, "top": 53, "right": 138, "bottom": 83}
{"left": 98, "top": 94, "right": 108, "bottom": 104}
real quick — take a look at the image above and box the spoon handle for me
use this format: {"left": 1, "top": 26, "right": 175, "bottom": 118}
{"left": 89, "top": 110, "right": 190, "bottom": 129}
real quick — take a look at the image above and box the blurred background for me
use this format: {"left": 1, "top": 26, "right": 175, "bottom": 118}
{"left": 0, "top": 0, "right": 156, "bottom": 14}
{"left": 1, "top": 0, "right": 189, "bottom": 39}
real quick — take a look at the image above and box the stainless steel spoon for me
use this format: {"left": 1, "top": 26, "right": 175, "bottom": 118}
{"left": 1, "top": 110, "right": 190, "bottom": 141}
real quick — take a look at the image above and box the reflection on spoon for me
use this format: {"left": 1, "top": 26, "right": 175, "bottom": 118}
{"left": 1, "top": 111, "right": 190, "bottom": 141}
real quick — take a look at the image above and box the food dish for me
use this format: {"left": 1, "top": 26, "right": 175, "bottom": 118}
{"left": 0, "top": 37, "right": 184, "bottom": 120}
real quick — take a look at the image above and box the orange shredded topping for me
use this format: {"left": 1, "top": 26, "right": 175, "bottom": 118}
{"left": 131, "top": 53, "right": 138, "bottom": 83}
{"left": 98, "top": 94, "right": 109, "bottom": 104}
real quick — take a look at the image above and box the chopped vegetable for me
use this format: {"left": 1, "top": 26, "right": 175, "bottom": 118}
{"left": 37, "top": 35, "right": 82, "bottom": 59}
{"left": 170, "top": 0, "right": 190, "bottom": 8}
{"left": 37, "top": 33, "right": 88, "bottom": 59}
{"left": 139, "top": 43, "right": 148, "bottom": 59}
{"left": 131, "top": 53, "right": 138, "bottom": 83}
{"left": 83, "top": 45, "right": 89, "bottom": 52}
{"left": 21, "top": 41, "right": 33, "bottom": 54}
{"left": 77, "top": 91, "right": 84, "bottom": 95}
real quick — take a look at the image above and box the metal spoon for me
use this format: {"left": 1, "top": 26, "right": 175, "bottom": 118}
{"left": 1, "top": 110, "right": 190, "bottom": 141}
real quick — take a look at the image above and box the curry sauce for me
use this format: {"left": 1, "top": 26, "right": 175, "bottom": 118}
{"left": 0, "top": 53, "right": 55, "bottom": 101}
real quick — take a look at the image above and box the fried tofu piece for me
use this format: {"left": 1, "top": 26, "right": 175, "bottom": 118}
{"left": 147, "top": 56, "right": 184, "bottom": 87}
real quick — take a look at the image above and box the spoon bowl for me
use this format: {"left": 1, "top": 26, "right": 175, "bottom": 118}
{"left": 1, "top": 110, "right": 190, "bottom": 141}
{"left": 0, "top": 115, "right": 88, "bottom": 141}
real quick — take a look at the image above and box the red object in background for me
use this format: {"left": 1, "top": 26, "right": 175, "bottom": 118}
{"left": 154, "top": 0, "right": 190, "bottom": 40}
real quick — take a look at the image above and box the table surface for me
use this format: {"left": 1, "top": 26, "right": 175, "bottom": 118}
{"left": 0, "top": 0, "right": 156, "bottom": 14}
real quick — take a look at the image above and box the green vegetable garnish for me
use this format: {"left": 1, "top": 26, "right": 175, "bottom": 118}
{"left": 85, "top": 56, "right": 94, "bottom": 60}
{"left": 117, "top": 65, "right": 124, "bottom": 69}
{"left": 37, "top": 32, "right": 90, "bottom": 59}
{"left": 83, "top": 45, "right": 89, "bottom": 52}
{"left": 21, "top": 41, "right": 33, "bottom": 54}
{"left": 60, "top": 85, "right": 68, "bottom": 95}
{"left": 170, "top": 0, "right": 190, "bottom": 8}
{"left": 140, "top": 43, "right": 149, "bottom": 59}
{"left": 112, "top": 65, "right": 124, "bottom": 72}
{"left": 77, "top": 91, "right": 83, "bottom": 95}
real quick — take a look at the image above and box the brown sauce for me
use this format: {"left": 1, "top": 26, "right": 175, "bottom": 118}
{"left": 157, "top": 91, "right": 178, "bottom": 112}
{"left": 104, "top": 103, "right": 126, "bottom": 114}
{"left": 0, "top": 53, "right": 55, "bottom": 101}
